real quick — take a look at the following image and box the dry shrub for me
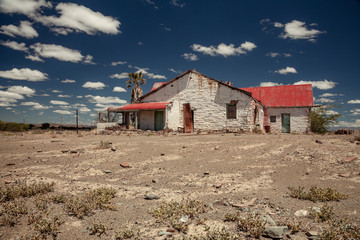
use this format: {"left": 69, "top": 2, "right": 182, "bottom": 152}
{"left": 237, "top": 213, "right": 266, "bottom": 238}
{"left": 89, "top": 220, "right": 108, "bottom": 236}
{"left": 178, "top": 226, "right": 240, "bottom": 240}
{"left": 321, "top": 218, "right": 360, "bottom": 239}
{"left": 0, "top": 200, "right": 28, "bottom": 226}
{"left": 0, "top": 182, "right": 55, "bottom": 202}
{"left": 288, "top": 186, "right": 348, "bottom": 202}
{"left": 310, "top": 203, "right": 335, "bottom": 222}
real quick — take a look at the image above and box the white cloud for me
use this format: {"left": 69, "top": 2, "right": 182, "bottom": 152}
{"left": 191, "top": 41, "right": 256, "bottom": 57}
{"left": 283, "top": 53, "right": 292, "bottom": 57}
{"left": 76, "top": 96, "right": 83, "bottom": 99}
{"left": 21, "top": 101, "right": 49, "bottom": 109}
{"left": 0, "top": 89, "right": 24, "bottom": 107}
{"left": 260, "top": 82, "right": 283, "bottom": 87}
{"left": 25, "top": 54, "right": 43, "bottom": 62}
{"left": 111, "top": 61, "right": 127, "bottom": 66}
{"left": 0, "top": 0, "right": 51, "bottom": 16}
{"left": 0, "top": 21, "right": 38, "bottom": 38}
{"left": 325, "top": 110, "right": 339, "bottom": 115}
{"left": 54, "top": 109, "right": 72, "bottom": 115}
{"left": 82, "top": 82, "right": 106, "bottom": 90}
{"left": 86, "top": 95, "right": 127, "bottom": 104}
{"left": 294, "top": 79, "right": 337, "bottom": 90}
{"left": 280, "top": 20, "right": 325, "bottom": 42}
{"left": 79, "top": 107, "right": 91, "bottom": 112}
{"left": 34, "top": 3, "right": 120, "bottom": 35}
{"left": 61, "top": 79, "right": 75, "bottom": 83}
{"left": 7, "top": 86, "right": 35, "bottom": 96}
{"left": 317, "top": 98, "right": 335, "bottom": 103}
{"left": 110, "top": 72, "right": 128, "bottom": 79}
{"left": 134, "top": 67, "right": 166, "bottom": 79}
{"left": 58, "top": 94, "right": 71, "bottom": 98}
{"left": 50, "top": 100, "right": 68, "bottom": 105}
{"left": 52, "top": 90, "right": 62, "bottom": 93}
{"left": 113, "top": 87, "right": 126, "bottom": 92}
{"left": 266, "top": 52, "right": 280, "bottom": 58}
{"left": 138, "top": 41, "right": 143, "bottom": 46}
{"left": 0, "top": 68, "right": 48, "bottom": 81}
{"left": 168, "top": 68, "right": 181, "bottom": 73}
{"left": 275, "top": 67, "right": 297, "bottom": 75}
{"left": 170, "top": 0, "right": 185, "bottom": 8}
{"left": 274, "top": 22, "right": 284, "bottom": 28}
{"left": 334, "top": 119, "right": 360, "bottom": 128}
{"left": 182, "top": 53, "right": 198, "bottom": 61}
{"left": 319, "top": 93, "right": 342, "bottom": 97}
{"left": 30, "top": 43, "right": 84, "bottom": 63}
{"left": 348, "top": 99, "right": 360, "bottom": 104}
{"left": 350, "top": 109, "right": 360, "bottom": 115}
{"left": 84, "top": 55, "right": 95, "bottom": 64}
{"left": 1, "top": 40, "right": 28, "bottom": 51}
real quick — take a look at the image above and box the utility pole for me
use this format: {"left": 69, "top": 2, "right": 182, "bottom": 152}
{"left": 76, "top": 110, "right": 79, "bottom": 134}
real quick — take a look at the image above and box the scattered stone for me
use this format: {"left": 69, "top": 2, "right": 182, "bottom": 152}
{"left": 230, "top": 197, "right": 257, "bottom": 209}
{"left": 179, "top": 215, "right": 189, "bottom": 223}
{"left": 144, "top": 193, "right": 159, "bottom": 200}
{"left": 4, "top": 180, "right": 12, "bottom": 184}
{"left": 111, "top": 146, "right": 116, "bottom": 151}
{"left": 339, "top": 173, "right": 351, "bottom": 178}
{"left": 61, "top": 150, "right": 69, "bottom": 153}
{"left": 158, "top": 231, "right": 172, "bottom": 237}
{"left": 70, "top": 150, "right": 78, "bottom": 154}
{"left": 104, "top": 170, "right": 112, "bottom": 174}
{"left": 120, "top": 163, "right": 131, "bottom": 168}
{"left": 343, "top": 156, "right": 357, "bottom": 163}
{"left": 214, "top": 183, "right": 222, "bottom": 188}
{"left": 152, "top": 179, "right": 158, "bottom": 183}
{"left": 37, "top": 150, "right": 43, "bottom": 152}
{"left": 306, "top": 231, "right": 319, "bottom": 239}
{"left": 160, "top": 153, "right": 165, "bottom": 156}
{"left": 6, "top": 163, "right": 15, "bottom": 166}
{"left": 310, "top": 207, "right": 321, "bottom": 213}
{"left": 289, "top": 235, "right": 307, "bottom": 240}
{"left": 294, "top": 209, "right": 309, "bottom": 217}
{"left": 214, "top": 145, "right": 220, "bottom": 150}
{"left": 315, "top": 140, "right": 323, "bottom": 144}
{"left": 264, "top": 226, "right": 288, "bottom": 239}
{"left": 263, "top": 214, "right": 276, "bottom": 226}
{"left": 75, "top": 151, "right": 80, "bottom": 157}
{"left": 204, "top": 172, "right": 210, "bottom": 175}
{"left": 166, "top": 228, "right": 176, "bottom": 233}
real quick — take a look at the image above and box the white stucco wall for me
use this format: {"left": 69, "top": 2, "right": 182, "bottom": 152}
{"left": 142, "top": 71, "right": 256, "bottom": 131}
{"left": 265, "top": 107, "right": 310, "bottom": 133}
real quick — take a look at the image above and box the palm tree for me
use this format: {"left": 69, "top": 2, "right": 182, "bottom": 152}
{"left": 127, "top": 72, "right": 146, "bottom": 103}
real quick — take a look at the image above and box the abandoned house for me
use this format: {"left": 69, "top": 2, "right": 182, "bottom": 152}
{"left": 107, "top": 70, "right": 314, "bottom": 133}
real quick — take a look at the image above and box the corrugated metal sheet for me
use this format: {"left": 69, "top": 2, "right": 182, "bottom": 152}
{"left": 151, "top": 82, "right": 167, "bottom": 91}
{"left": 240, "top": 84, "right": 314, "bottom": 107}
{"left": 107, "top": 102, "right": 170, "bottom": 112}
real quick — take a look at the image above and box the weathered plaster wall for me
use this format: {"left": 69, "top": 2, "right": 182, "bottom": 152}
{"left": 265, "top": 107, "right": 310, "bottom": 133}
{"left": 142, "top": 72, "right": 255, "bottom": 131}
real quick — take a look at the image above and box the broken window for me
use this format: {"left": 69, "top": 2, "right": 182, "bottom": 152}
{"left": 227, "top": 103, "right": 237, "bottom": 119}
{"left": 270, "top": 116, "right": 276, "bottom": 123}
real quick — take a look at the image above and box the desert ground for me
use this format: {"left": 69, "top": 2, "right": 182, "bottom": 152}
{"left": 0, "top": 130, "right": 359, "bottom": 239}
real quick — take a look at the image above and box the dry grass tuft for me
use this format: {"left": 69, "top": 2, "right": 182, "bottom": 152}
{"left": 237, "top": 213, "right": 266, "bottom": 238}
{"left": 0, "top": 182, "right": 55, "bottom": 202}
{"left": 288, "top": 186, "right": 348, "bottom": 202}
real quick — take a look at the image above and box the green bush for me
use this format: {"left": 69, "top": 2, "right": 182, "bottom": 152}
{"left": 0, "top": 120, "right": 30, "bottom": 132}
{"left": 310, "top": 105, "right": 341, "bottom": 134}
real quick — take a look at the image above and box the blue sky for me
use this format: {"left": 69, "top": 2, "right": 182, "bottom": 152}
{"left": 0, "top": 0, "right": 359, "bottom": 127}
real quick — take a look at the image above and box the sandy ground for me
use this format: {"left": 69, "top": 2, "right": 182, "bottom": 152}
{"left": 0, "top": 131, "right": 359, "bottom": 239}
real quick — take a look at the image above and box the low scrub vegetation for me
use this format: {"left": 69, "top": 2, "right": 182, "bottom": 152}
{"left": 177, "top": 227, "right": 240, "bottom": 240}
{"left": 310, "top": 203, "right": 335, "bottom": 222}
{"left": 320, "top": 218, "right": 360, "bottom": 239}
{"left": 0, "top": 120, "right": 30, "bottom": 132}
{"left": 0, "top": 182, "right": 55, "bottom": 202}
{"left": 237, "top": 213, "right": 266, "bottom": 238}
{"left": 288, "top": 186, "right": 348, "bottom": 202}
{"left": 0, "top": 200, "right": 28, "bottom": 226}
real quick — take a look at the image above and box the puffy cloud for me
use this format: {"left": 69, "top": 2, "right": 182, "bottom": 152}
{"left": 0, "top": 89, "right": 24, "bottom": 107}
{"left": 0, "top": 21, "right": 38, "bottom": 38}
{"left": 1, "top": 40, "right": 28, "bottom": 51}
{"left": 319, "top": 93, "right": 342, "bottom": 97}
{"left": 30, "top": 43, "right": 85, "bottom": 63}
{"left": 0, "top": 0, "right": 51, "bottom": 16}
{"left": 25, "top": 54, "right": 43, "bottom": 62}
{"left": 86, "top": 95, "right": 127, "bottom": 104}
{"left": 35, "top": 3, "right": 120, "bottom": 35}
{"left": 294, "top": 79, "right": 336, "bottom": 90}
{"left": 182, "top": 53, "right": 198, "bottom": 61}
{"left": 53, "top": 109, "right": 72, "bottom": 115}
{"left": 7, "top": 86, "right": 35, "bottom": 96}
{"left": 191, "top": 41, "right": 256, "bottom": 57}
{"left": 260, "top": 82, "right": 283, "bottom": 87}
{"left": 134, "top": 67, "right": 166, "bottom": 79}
{"left": 82, "top": 82, "right": 106, "bottom": 90}
{"left": 334, "top": 119, "right": 360, "bottom": 128}
{"left": 274, "top": 22, "right": 284, "bottom": 28}
{"left": 170, "top": 0, "right": 185, "bottom": 8}
{"left": 110, "top": 72, "right": 128, "bottom": 79}
{"left": 0, "top": 68, "right": 48, "bottom": 81}
{"left": 275, "top": 67, "right": 297, "bottom": 75}
{"left": 84, "top": 55, "right": 95, "bottom": 64}
{"left": 79, "top": 107, "right": 91, "bottom": 112}
{"left": 168, "top": 68, "right": 181, "bottom": 73}
{"left": 21, "top": 101, "right": 49, "bottom": 109}
{"left": 266, "top": 52, "right": 280, "bottom": 58}
{"left": 52, "top": 90, "right": 62, "bottom": 93}
{"left": 50, "top": 100, "right": 68, "bottom": 105}
{"left": 111, "top": 61, "right": 127, "bottom": 66}
{"left": 61, "top": 79, "right": 75, "bottom": 83}
{"left": 317, "top": 98, "right": 335, "bottom": 103}
{"left": 113, "top": 87, "right": 126, "bottom": 92}
{"left": 58, "top": 94, "right": 71, "bottom": 98}
{"left": 280, "top": 20, "right": 325, "bottom": 42}
{"left": 348, "top": 99, "right": 360, "bottom": 104}
{"left": 350, "top": 109, "right": 360, "bottom": 115}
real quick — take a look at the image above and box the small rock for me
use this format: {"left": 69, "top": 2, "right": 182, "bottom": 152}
{"left": 306, "top": 231, "right": 319, "bottom": 239}
{"left": 310, "top": 207, "right": 321, "bottom": 213}
{"left": 70, "top": 150, "right": 78, "bottom": 154}
{"left": 179, "top": 215, "right": 189, "bottom": 223}
{"left": 111, "top": 146, "right": 116, "bottom": 151}
{"left": 158, "top": 231, "right": 172, "bottom": 237}
{"left": 204, "top": 172, "right": 210, "bottom": 175}
{"left": 160, "top": 153, "right": 165, "bottom": 156}
{"left": 4, "top": 180, "right": 12, "bottom": 184}
{"left": 120, "top": 163, "right": 131, "bottom": 168}
{"left": 315, "top": 140, "right": 323, "bottom": 144}
{"left": 214, "top": 183, "right": 222, "bottom": 188}
{"left": 145, "top": 193, "right": 159, "bottom": 200}
{"left": 264, "top": 226, "right": 288, "bottom": 239}
{"left": 289, "top": 235, "right": 307, "bottom": 240}
{"left": 263, "top": 214, "right": 276, "bottom": 226}
{"left": 37, "top": 150, "right": 43, "bottom": 152}
{"left": 152, "top": 179, "right": 158, "bottom": 183}
{"left": 61, "top": 150, "right": 69, "bottom": 153}
{"left": 75, "top": 151, "right": 80, "bottom": 157}
{"left": 6, "top": 163, "right": 15, "bottom": 166}
{"left": 214, "top": 145, "right": 220, "bottom": 150}
{"left": 104, "top": 170, "right": 112, "bottom": 174}
{"left": 166, "top": 228, "right": 176, "bottom": 233}
{"left": 339, "top": 173, "right": 351, "bottom": 178}
{"left": 294, "top": 209, "right": 309, "bottom": 217}
{"left": 343, "top": 156, "right": 357, "bottom": 163}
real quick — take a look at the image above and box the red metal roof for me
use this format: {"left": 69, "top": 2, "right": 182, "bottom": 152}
{"left": 107, "top": 102, "right": 170, "bottom": 112}
{"left": 240, "top": 84, "right": 314, "bottom": 107}
{"left": 151, "top": 82, "right": 167, "bottom": 91}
